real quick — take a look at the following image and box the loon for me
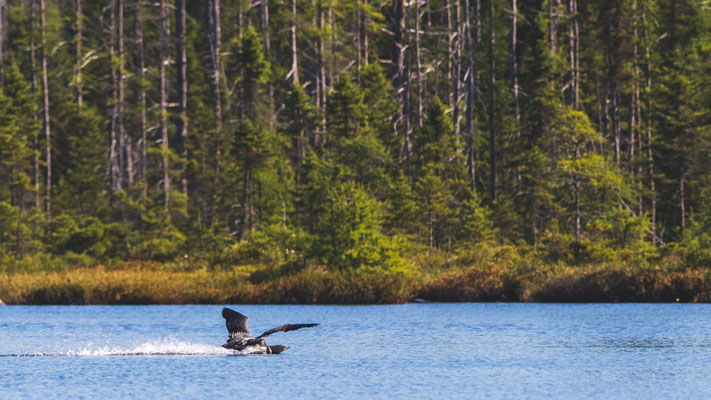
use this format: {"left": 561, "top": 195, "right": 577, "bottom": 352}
{"left": 221, "top": 307, "right": 318, "bottom": 354}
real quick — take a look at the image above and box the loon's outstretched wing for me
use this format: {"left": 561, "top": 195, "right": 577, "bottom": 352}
{"left": 257, "top": 323, "right": 319, "bottom": 339}
{"left": 222, "top": 308, "right": 252, "bottom": 338}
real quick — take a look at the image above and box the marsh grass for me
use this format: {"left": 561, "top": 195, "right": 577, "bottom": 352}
{"left": 0, "top": 263, "right": 414, "bottom": 305}
{"left": 2, "top": 257, "right": 710, "bottom": 304}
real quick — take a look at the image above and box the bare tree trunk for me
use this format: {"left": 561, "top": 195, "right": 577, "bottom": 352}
{"left": 262, "top": 1, "right": 275, "bottom": 132}
{"left": 289, "top": 0, "right": 299, "bottom": 84}
{"left": 330, "top": 0, "right": 336, "bottom": 84}
{"left": 237, "top": 0, "right": 242, "bottom": 37}
{"left": 642, "top": 6, "right": 656, "bottom": 241}
{"left": 613, "top": 82, "right": 620, "bottom": 165}
{"left": 572, "top": 0, "right": 579, "bottom": 107}
{"left": 574, "top": 0, "right": 579, "bottom": 106}
{"left": 239, "top": 160, "right": 254, "bottom": 239}
{"left": 1, "top": 0, "right": 5, "bottom": 67}
{"left": 415, "top": 0, "right": 423, "bottom": 128}
{"left": 117, "top": 0, "right": 128, "bottom": 188}
{"left": 511, "top": 0, "right": 521, "bottom": 185}
{"left": 160, "top": 0, "right": 170, "bottom": 209}
{"left": 633, "top": 1, "right": 642, "bottom": 214}
{"left": 207, "top": 0, "right": 223, "bottom": 166}
{"left": 629, "top": 3, "right": 639, "bottom": 199}
{"left": 574, "top": 177, "right": 581, "bottom": 242}
{"left": 125, "top": 129, "right": 133, "bottom": 188}
{"left": 511, "top": 0, "right": 520, "bottom": 127}
{"left": 549, "top": 0, "right": 558, "bottom": 54}
{"left": 363, "top": 0, "right": 368, "bottom": 66}
{"left": 313, "top": 0, "right": 320, "bottom": 113}
{"left": 355, "top": 0, "right": 360, "bottom": 81}
{"left": 109, "top": 0, "right": 120, "bottom": 194}
{"left": 474, "top": 0, "right": 480, "bottom": 43}
{"left": 75, "top": 0, "right": 82, "bottom": 107}
{"left": 402, "top": 1, "right": 412, "bottom": 160}
{"left": 136, "top": 0, "right": 147, "bottom": 198}
{"left": 40, "top": 0, "right": 52, "bottom": 222}
{"left": 318, "top": 0, "right": 326, "bottom": 136}
{"left": 393, "top": 0, "right": 409, "bottom": 155}
{"left": 122, "top": 3, "right": 132, "bottom": 190}
{"left": 447, "top": 0, "right": 453, "bottom": 100}
{"left": 567, "top": 0, "right": 577, "bottom": 108}
{"left": 176, "top": 0, "right": 188, "bottom": 197}
{"left": 488, "top": 0, "right": 495, "bottom": 201}
{"left": 680, "top": 174, "right": 685, "bottom": 233}
{"left": 0, "top": 0, "right": 6, "bottom": 83}
{"left": 602, "top": 81, "right": 610, "bottom": 149}
{"left": 114, "top": 4, "right": 123, "bottom": 184}
{"left": 629, "top": 93, "right": 636, "bottom": 187}
{"left": 463, "top": 0, "right": 476, "bottom": 190}
{"left": 261, "top": 0, "right": 270, "bottom": 53}
{"left": 452, "top": 0, "right": 461, "bottom": 137}
{"left": 30, "top": 0, "right": 40, "bottom": 214}
{"left": 393, "top": 0, "right": 405, "bottom": 107}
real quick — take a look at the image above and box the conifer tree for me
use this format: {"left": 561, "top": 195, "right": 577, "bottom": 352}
{"left": 0, "top": 63, "right": 40, "bottom": 257}
{"left": 233, "top": 27, "right": 272, "bottom": 239}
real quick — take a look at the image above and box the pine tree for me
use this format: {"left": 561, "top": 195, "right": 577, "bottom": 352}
{"left": 232, "top": 27, "right": 273, "bottom": 240}
{"left": 0, "top": 63, "right": 40, "bottom": 257}
{"left": 327, "top": 72, "right": 367, "bottom": 138}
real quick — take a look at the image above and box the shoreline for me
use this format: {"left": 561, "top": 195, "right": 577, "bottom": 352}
{"left": 2, "top": 263, "right": 710, "bottom": 305}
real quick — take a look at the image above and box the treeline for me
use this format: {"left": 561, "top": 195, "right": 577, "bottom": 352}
{"left": 0, "top": 0, "right": 710, "bottom": 274}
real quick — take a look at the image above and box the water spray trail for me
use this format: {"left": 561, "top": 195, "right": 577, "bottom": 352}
{"left": 1, "top": 338, "right": 240, "bottom": 357}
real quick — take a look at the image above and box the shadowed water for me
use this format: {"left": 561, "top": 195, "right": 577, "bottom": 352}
{"left": 1, "top": 304, "right": 711, "bottom": 399}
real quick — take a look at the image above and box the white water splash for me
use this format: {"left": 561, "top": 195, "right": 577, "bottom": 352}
{"left": 64, "top": 338, "right": 236, "bottom": 356}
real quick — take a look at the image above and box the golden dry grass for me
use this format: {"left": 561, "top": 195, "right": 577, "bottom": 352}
{"left": 0, "top": 264, "right": 413, "bottom": 304}
{"left": 2, "top": 262, "right": 710, "bottom": 304}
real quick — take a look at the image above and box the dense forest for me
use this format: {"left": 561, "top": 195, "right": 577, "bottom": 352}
{"left": 0, "top": 0, "right": 710, "bottom": 303}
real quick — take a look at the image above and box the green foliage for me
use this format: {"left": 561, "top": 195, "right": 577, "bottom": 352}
{"left": 0, "top": 63, "right": 42, "bottom": 259}
{"left": 133, "top": 207, "right": 186, "bottom": 261}
{"left": 587, "top": 208, "right": 658, "bottom": 266}
{"left": 413, "top": 97, "right": 456, "bottom": 177}
{"left": 49, "top": 215, "right": 123, "bottom": 258}
{"left": 314, "top": 181, "right": 406, "bottom": 272}
{"left": 384, "top": 173, "right": 419, "bottom": 235}
{"left": 681, "top": 199, "right": 711, "bottom": 268}
{"left": 0, "top": 63, "right": 38, "bottom": 189}
{"left": 283, "top": 83, "right": 320, "bottom": 166}
{"left": 2, "top": 0, "right": 710, "bottom": 303}
{"left": 225, "top": 224, "right": 313, "bottom": 273}
{"left": 294, "top": 150, "right": 331, "bottom": 230}
{"left": 415, "top": 170, "right": 455, "bottom": 249}
{"left": 332, "top": 132, "right": 391, "bottom": 191}
{"left": 460, "top": 189, "right": 497, "bottom": 245}
{"left": 327, "top": 72, "right": 368, "bottom": 138}
{"left": 360, "top": 64, "right": 399, "bottom": 148}
{"left": 236, "top": 27, "right": 270, "bottom": 111}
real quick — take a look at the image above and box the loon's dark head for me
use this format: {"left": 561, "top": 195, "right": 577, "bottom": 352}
{"left": 267, "top": 345, "right": 290, "bottom": 354}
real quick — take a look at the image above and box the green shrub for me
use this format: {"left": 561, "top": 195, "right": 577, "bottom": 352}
{"left": 313, "top": 181, "right": 407, "bottom": 272}
{"left": 227, "top": 224, "right": 312, "bottom": 267}
{"left": 682, "top": 208, "right": 711, "bottom": 268}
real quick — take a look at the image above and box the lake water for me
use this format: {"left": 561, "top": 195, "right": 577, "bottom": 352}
{"left": 2, "top": 304, "right": 711, "bottom": 399}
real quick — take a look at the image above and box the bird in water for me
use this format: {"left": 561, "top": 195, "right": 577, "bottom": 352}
{"left": 221, "top": 307, "right": 318, "bottom": 354}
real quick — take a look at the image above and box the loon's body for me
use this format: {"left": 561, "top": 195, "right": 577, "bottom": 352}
{"left": 221, "top": 308, "right": 318, "bottom": 354}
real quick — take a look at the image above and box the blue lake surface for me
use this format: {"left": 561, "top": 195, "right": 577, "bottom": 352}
{"left": 2, "top": 304, "right": 711, "bottom": 399}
